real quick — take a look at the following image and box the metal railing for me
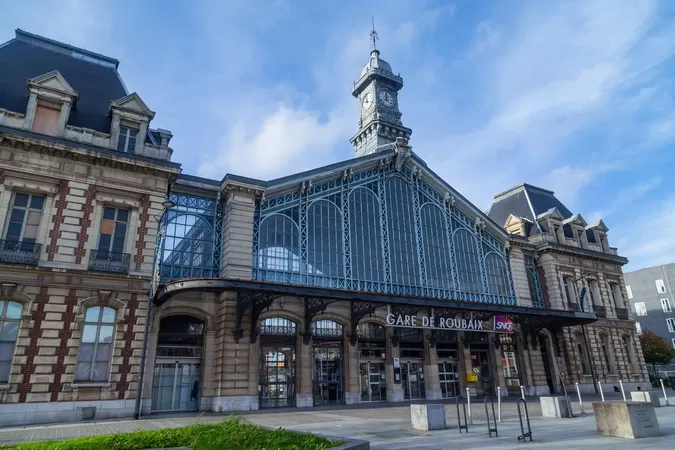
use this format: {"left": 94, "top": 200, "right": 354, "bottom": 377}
{"left": 593, "top": 305, "right": 607, "bottom": 317}
{"left": 517, "top": 398, "right": 533, "bottom": 442}
{"left": 484, "top": 396, "right": 498, "bottom": 438}
{"left": 88, "top": 250, "right": 131, "bottom": 274}
{"left": 0, "top": 240, "right": 41, "bottom": 265}
{"left": 456, "top": 395, "right": 468, "bottom": 434}
{"left": 615, "top": 308, "right": 629, "bottom": 320}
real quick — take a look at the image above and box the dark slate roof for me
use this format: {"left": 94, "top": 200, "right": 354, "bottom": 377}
{"left": 488, "top": 183, "right": 573, "bottom": 230}
{"left": 0, "top": 29, "right": 127, "bottom": 135}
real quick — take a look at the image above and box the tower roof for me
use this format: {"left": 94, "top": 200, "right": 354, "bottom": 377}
{"left": 360, "top": 49, "right": 393, "bottom": 77}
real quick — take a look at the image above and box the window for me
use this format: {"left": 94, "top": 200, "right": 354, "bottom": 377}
{"left": 634, "top": 302, "right": 647, "bottom": 316}
{"left": 31, "top": 105, "right": 60, "bottom": 136}
{"left": 587, "top": 280, "right": 599, "bottom": 306}
{"left": 626, "top": 285, "right": 633, "bottom": 299}
{"left": 672, "top": 338, "right": 675, "bottom": 350}
{"left": 97, "top": 207, "right": 129, "bottom": 254}
{"left": 667, "top": 318, "right": 675, "bottom": 333}
{"left": 4, "top": 193, "right": 45, "bottom": 242}
{"left": 609, "top": 282, "right": 621, "bottom": 307}
{"left": 563, "top": 276, "right": 576, "bottom": 304}
{"left": 656, "top": 279, "right": 666, "bottom": 294}
{"left": 586, "top": 229, "right": 597, "bottom": 244}
{"left": 0, "top": 300, "right": 22, "bottom": 383}
{"left": 600, "top": 335, "right": 613, "bottom": 373}
{"left": 76, "top": 306, "right": 116, "bottom": 382}
{"left": 636, "top": 321, "right": 642, "bottom": 335}
{"left": 116, "top": 126, "right": 138, "bottom": 153}
{"left": 662, "top": 298, "right": 672, "bottom": 313}
{"left": 622, "top": 335, "right": 633, "bottom": 365}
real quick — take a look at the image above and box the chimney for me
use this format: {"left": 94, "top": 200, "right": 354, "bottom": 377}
{"left": 157, "top": 128, "right": 173, "bottom": 148}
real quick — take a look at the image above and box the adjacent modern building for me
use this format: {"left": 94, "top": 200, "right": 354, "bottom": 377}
{"left": 0, "top": 29, "right": 648, "bottom": 427}
{"left": 625, "top": 262, "right": 675, "bottom": 375}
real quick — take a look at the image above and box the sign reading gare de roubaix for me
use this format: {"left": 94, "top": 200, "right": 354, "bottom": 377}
{"left": 385, "top": 312, "right": 514, "bottom": 333}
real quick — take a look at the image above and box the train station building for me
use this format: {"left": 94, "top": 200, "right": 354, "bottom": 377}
{"left": 0, "top": 29, "right": 648, "bottom": 426}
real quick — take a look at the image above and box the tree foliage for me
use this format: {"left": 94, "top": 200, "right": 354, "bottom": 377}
{"left": 639, "top": 329, "right": 675, "bottom": 366}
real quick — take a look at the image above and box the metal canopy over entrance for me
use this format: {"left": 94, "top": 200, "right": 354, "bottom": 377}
{"left": 154, "top": 277, "right": 597, "bottom": 341}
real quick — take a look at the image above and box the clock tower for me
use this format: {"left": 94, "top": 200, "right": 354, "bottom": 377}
{"left": 350, "top": 27, "right": 412, "bottom": 157}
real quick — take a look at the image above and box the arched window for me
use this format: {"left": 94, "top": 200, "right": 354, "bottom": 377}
{"left": 260, "top": 317, "right": 297, "bottom": 336}
{"left": 454, "top": 229, "right": 483, "bottom": 293}
{"left": 311, "top": 320, "right": 343, "bottom": 338}
{"left": 349, "top": 188, "right": 384, "bottom": 284}
{"left": 162, "top": 214, "right": 214, "bottom": 279}
{"left": 485, "top": 253, "right": 511, "bottom": 296}
{"left": 600, "top": 334, "right": 613, "bottom": 374}
{"left": 258, "top": 214, "right": 300, "bottom": 272}
{"left": 421, "top": 204, "right": 453, "bottom": 290}
{"left": 0, "top": 300, "right": 22, "bottom": 383}
{"left": 622, "top": 335, "right": 634, "bottom": 366}
{"left": 356, "top": 322, "right": 385, "bottom": 340}
{"left": 575, "top": 334, "right": 590, "bottom": 375}
{"left": 307, "top": 200, "right": 343, "bottom": 278}
{"left": 386, "top": 177, "right": 419, "bottom": 288}
{"left": 76, "top": 306, "right": 116, "bottom": 382}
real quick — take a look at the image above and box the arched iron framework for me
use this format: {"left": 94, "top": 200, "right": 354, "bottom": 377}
{"left": 252, "top": 161, "right": 516, "bottom": 305}
{"left": 311, "top": 319, "right": 344, "bottom": 339}
{"left": 524, "top": 255, "right": 545, "bottom": 308}
{"left": 260, "top": 317, "right": 297, "bottom": 336}
{"left": 159, "top": 193, "right": 222, "bottom": 280}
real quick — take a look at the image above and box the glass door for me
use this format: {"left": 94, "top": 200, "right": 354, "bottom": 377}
{"left": 470, "top": 350, "right": 493, "bottom": 395}
{"left": 260, "top": 345, "right": 296, "bottom": 408}
{"left": 359, "top": 361, "right": 386, "bottom": 402}
{"left": 401, "top": 361, "right": 425, "bottom": 400}
{"left": 313, "top": 346, "right": 344, "bottom": 406}
{"left": 151, "top": 360, "right": 200, "bottom": 412}
{"left": 439, "top": 360, "right": 459, "bottom": 398}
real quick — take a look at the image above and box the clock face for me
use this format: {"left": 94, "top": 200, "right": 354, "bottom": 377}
{"left": 379, "top": 89, "right": 395, "bottom": 108}
{"left": 362, "top": 92, "right": 373, "bottom": 110}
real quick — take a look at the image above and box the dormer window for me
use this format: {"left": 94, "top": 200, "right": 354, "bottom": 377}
{"left": 117, "top": 125, "right": 138, "bottom": 153}
{"left": 585, "top": 229, "right": 597, "bottom": 244}
{"left": 31, "top": 103, "right": 61, "bottom": 136}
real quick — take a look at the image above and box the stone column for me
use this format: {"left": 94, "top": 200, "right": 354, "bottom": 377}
{"left": 109, "top": 114, "right": 121, "bottom": 149}
{"left": 458, "top": 333, "right": 472, "bottom": 395}
{"left": 386, "top": 330, "right": 404, "bottom": 402}
{"left": 140, "top": 329, "right": 158, "bottom": 414}
{"left": 201, "top": 330, "right": 217, "bottom": 411}
{"left": 493, "top": 335, "right": 507, "bottom": 395}
{"left": 56, "top": 100, "right": 72, "bottom": 136}
{"left": 424, "top": 330, "right": 441, "bottom": 400}
{"left": 23, "top": 91, "right": 38, "bottom": 130}
{"left": 345, "top": 338, "right": 361, "bottom": 404}
{"left": 135, "top": 119, "right": 148, "bottom": 154}
{"left": 296, "top": 335, "right": 313, "bottom": 407}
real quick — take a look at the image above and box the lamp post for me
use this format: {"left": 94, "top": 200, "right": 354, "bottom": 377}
{"left": 133, "top": 198, "right": 175, "bottom": 420}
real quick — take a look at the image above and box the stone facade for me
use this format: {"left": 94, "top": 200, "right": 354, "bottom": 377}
{"left": 0, "top": 29, "right": 650, "bottom": 428}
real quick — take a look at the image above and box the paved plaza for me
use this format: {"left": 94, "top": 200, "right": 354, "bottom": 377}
{"left": 0, "top": 394, "right": 673, "bottom": 449}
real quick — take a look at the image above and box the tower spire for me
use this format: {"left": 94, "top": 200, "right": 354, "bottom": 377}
{"left": 370, "top": 17, "right": 378, "bottom": 50}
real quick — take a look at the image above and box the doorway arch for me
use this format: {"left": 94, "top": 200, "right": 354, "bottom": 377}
{"left": 151, "top": 315, "right": 204, "bottom": 412}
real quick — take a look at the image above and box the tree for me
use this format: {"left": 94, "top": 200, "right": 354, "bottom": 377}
{"left": 639, "top": 329, "right": 675, "bottom": 374}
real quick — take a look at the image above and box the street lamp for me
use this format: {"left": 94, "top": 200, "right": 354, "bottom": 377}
{"left": 133, "top": 197, "right": 175, "bottom": 420}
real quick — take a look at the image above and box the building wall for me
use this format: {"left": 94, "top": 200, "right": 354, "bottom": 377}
{"left": 0, "top": 128, "right": 176, "bottom": 426}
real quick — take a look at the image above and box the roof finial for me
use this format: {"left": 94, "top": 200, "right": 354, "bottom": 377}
{"left": 370, "top": 17, "right": 379, "bottom": 50}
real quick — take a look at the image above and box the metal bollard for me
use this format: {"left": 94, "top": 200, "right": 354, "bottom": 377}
{"left": 660, "top": 379, "right": 670, "bottom": 406}
{"left": 466, "top": 387, "right": 473, "bottom": 424}
{"left": 598, "top": 381, "right": 605, "bottom": 402}
{"left": 520, "top": 385, "right": 525, "bottom": 400}
{"left": 575, "top": 382, "right": 584, "bottom": 414}
{"left": 484, "top": 396, "right": 499, "bottom": 438}
{"left": 619, "top": 380, "right": 626, "bottom": 402}
{"left": 517, "top": 398, "right": 533, "bottom": 442}
{"left": 497, "top": 386, "right": 503, "bottom": 422}
{"left": 456, "top": 395, "right": 468, "bottom": 434}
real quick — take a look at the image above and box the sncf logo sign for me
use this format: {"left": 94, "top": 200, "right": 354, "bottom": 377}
{"left": 494, "top": 316, "right": 514, "bottom": 332}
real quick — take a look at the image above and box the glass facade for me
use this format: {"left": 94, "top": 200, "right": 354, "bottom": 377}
{"left": 159, "top": 192, "right": 222, "bottom": 281}
{"left": 252, "top": 162, "right": 516, "bottom": 305}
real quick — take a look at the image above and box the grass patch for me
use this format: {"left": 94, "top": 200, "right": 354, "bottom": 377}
{"left": 2, "top": 417, "right": 342, "bottom": 450}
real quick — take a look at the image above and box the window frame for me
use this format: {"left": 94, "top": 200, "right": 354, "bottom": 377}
{"left": 672, "top": 338, "right": 675, "bottom": 350}
{"left": 667, "top": 318, "right": 675, "bottom": 334}
{"left": 75, "top": 306, "right": 116, "bottom": 383}
{"left": 3, "top": 192, "right": 46, "bottom": 243}
{"left": 96, "top": 206, "right": 130, "bottom": 254}
{"left": 576, "top": 338, "right": 590, "bottom": 375}
{"left": 661, "top": 298, "right": 672, "bottom": 313}
{"left": 634, "top": 302, "right": 647, "bottom": 316}
{"left": 626, "top": 285, "right": 633, "bottom": 299}
{"left": 656, "top": 279, "right": 666, "bottom": 294}
{"left": 600, "top": 335, "right": 613, "bottom": 374}
{"left": 0, "top": 300, "right": 23, "bottom": 383}
{"left": 563, "top": 275, "right": 576, "bottom": 304}
{"left": 117, "top": 125, "right": 139, "bottom": 153}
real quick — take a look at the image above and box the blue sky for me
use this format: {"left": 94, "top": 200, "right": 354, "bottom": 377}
{"left": 2, "top": 0, "right": 674, "bottom": 271}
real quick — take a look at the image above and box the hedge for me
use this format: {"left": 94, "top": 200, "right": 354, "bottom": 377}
{"left": 2, "top": 417, "right": 341, "bottom": 450}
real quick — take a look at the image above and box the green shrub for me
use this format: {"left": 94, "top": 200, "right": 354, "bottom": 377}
{"left": 2, "top": 418, "right": 341, "bottom": 450}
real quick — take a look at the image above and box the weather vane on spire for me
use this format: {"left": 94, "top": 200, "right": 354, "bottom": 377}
{"left": 370, "top": 17, "right": 379, "bottom": 50}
